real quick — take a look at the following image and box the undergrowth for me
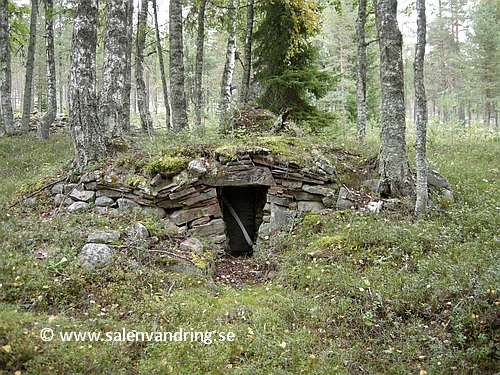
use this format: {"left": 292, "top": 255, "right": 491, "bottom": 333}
{"left": 0, "top": 127, "right": 498, "bottom": 374}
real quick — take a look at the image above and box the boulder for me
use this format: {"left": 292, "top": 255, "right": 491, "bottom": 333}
{"left": 142, "top": 206, "right": 167, "bottom": 219}
{"left": 78, "top": 243, "right": 114, "bottom": 269}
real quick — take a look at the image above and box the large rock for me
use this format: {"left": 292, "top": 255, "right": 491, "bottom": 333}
{"left": 79, "top": 243, "right": 114, "bottom": 269}
{"left": 87, "top": 230, "right": 121, "bottom": 244}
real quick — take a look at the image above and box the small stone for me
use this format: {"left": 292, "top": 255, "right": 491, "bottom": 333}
{"left": 95, "top": 196, "right": 115, "bottom": 207}
{"left": 78, "top": 243, "right": 114, "bottom": 269}
{"left": 366, "top": 201, "right": 383, "bottom": 213}
{"left": 62, "top": 183, "right": 78, "bottom": 194}
{"left": 69, "top": 189, "right": 95, "bottom": 203}
{"left": 54, "top": 194, "right": 74, "bottom": 206}
{"left": 188, "top": 159, "right": 208, "bottom": 176}
{"left": 116, "top": 198, "right": 140, "bottom": 211}
{"left": 322, "top": 192, "right": 337, "bottom": 208}
{"left": 86, "top": 230, "right": 121, "bottom": 244}
{"left": 127, "top": 223, "right": 150, "bottom": 239}
{"left": 179, "top": 237, "right": 204, "bottom": 253}
{"left": 67, "top": 201, "right": 89, "bottom": 212}
{"left": 95, "top": 206, "right": 109, "bottom": 215}
{"left": 51, "top": 183, "right": 64, "bottom": 195}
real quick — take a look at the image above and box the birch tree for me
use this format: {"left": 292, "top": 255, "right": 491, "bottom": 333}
{"left": 100, "top": 0, "right": 131, "bottom": 136}
{"left": 38, "top": 0, "right": 57, "bottom": 140}
{"left": 219, "top": 0, "right": 237, "bottom": 124}
{"left": 375, "top": 0, "right": 413, "bottom": 197}
{"left": 169, "top": 0, "right": 188, "bottom": 131}
{"left": 68, "top": 0, "right": 106, "bottom": 168}
{"left": 414, "top": 0, "right": 428, "bottom": 213}
{"left": 135, "top": 0, "right": 153, "bottom": 134}
{"left": 194, "top": 0, "right": 207, "bottom": 130}
{"left": 152, "top": 0, "right": 171, "bottom": 129}
{"left": 0, "top": 0, "right": 14, "bottom": 135}
{"left": 356, "top": 0, "right": 367, "bottom": 141}
{"left": 21, "top": 0, "right": 38, "bottom": 134}
{"left": 239, "top": 0, "right": 254, "bottom": 104}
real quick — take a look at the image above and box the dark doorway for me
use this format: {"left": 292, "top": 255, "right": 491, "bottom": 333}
{"left": 219, "top": 186, "right": 267, "bottom": 256}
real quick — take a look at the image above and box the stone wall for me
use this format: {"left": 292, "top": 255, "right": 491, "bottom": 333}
{"left": 50, "top": 147, "right": 340, "bottom": 254}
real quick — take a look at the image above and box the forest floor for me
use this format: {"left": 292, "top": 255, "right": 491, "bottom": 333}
{"left": 0, "top": 125, "right": 499, "bottom": 374}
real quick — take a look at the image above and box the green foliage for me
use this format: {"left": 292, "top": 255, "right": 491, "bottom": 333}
{"left": 254, "top": 0, "right": 333, "bottom": 127}
{"left": 143, "top": 156, "right": 189, "bottom": 175}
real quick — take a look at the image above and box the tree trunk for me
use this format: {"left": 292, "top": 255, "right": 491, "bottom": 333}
{"left": 356, "top": 0, "right": 367, "bottom": 141}
{"left": 123, "top": 0, "right": 133, "bottom": 133}
{"left": 0, "top": 0, "right": 14, "bottom": 135}
{"left": 375, "top": 0, "right": 413, "bottom": 198}
{"left": 169, "top": 0, "right": 188, "bottom": 131}
{"left": 21, "top": 0, "right": 38, "bottom": 134}
{"left": 69, "top": 0, "right": 106, "bottom": 168}
{"left": 100, "top": 0, "right": 131, "bottom": 137}
{"left": 38, "top": 0, "right": 57, "bottom": 140}
{"left": 414, "top": 0, "right": 428, "bottom": 214}
{"left": 219, "top": 0, "right": 237, "bottom": 125}
{"left": 152, "top": 0, "right": 171, "bottom": 129}
{"left": 194, "top": 0, "right": 207, "bottom": 130}
{"left": 136, "top": 0, "right": 153, "bottom": 135}
{"left": 239, "top": 0, "right": 254, "bottom": 104}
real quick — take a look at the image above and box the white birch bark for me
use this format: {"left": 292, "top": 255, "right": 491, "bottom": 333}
{"left": 414, "top": 0, "right": 428, "bottom": 213}
{"left": 69, "top": 0, "right": 106, "bottom": 168}
{"left": 0, "top": 0, "right": 14, "bottom": 135}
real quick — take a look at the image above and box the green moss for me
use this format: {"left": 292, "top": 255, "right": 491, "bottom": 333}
{"left": 143, "top": 156, "right": 189, "bottom": 175}
{"left": 124, "top": 175, "right": 147, "bottom": 187}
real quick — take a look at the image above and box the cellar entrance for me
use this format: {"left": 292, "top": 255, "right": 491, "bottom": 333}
{"left": 219, "top": 186, "right": 267, "bottom": 256}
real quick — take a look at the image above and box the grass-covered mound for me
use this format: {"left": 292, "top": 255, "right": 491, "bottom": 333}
{"left": 0, "top": 129, "right": 498, "bottom": 374}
